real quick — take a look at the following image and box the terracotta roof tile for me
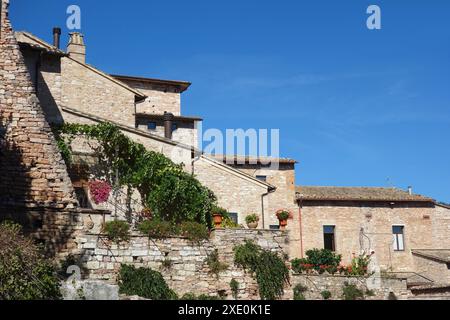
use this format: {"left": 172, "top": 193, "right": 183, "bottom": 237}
{"left": 295, "top": 186, "right": 434, "bottom": 202}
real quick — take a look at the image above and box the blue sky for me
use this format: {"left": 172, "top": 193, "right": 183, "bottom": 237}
{"left": 10, "top": 0, "right": 450, "bottom": 202}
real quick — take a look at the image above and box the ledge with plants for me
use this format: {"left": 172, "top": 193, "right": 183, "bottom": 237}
{"left": 291, "top": 249, "right": 374, "bottom": 277}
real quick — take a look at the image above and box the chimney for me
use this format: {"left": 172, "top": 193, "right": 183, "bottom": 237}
{"left": 163, "top": 112, "right": 174, "bottom": 139}
{"left": 52, "top": 27, "right": 61, "bottom": 49}
{"left": 408, "top": 186, "right": 413, "bottom": 195}
{"left": 67, "top": 32, "right": 86, "bottom": 63}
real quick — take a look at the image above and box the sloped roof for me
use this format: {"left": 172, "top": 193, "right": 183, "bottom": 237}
{"left": 61, "top": 106, "right": 275, "bottom": 191}
{"left": 111, "top": 74, "right": 191, "bottom": 93}
{"left": 295, "top": 186, "right": 434, "bottom": 202}
{"left": 15, "top": 31, "right": 67, "bottom": 55}
{"left": 15, "top": 31, "right": 146, "bottom": 101}
{"left": 210, "top": 154, "right": 297, "bottom": 165}
{"left": 412, "top": 249, "right": 450, "bottom": 263}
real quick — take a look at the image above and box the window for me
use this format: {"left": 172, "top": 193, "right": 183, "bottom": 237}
{"left": 256, "top": 175, "right": 267, "bottom": 182}
{"left": 270, "top": 225, "right": 280, "bottom": 230}
{"left": 323, "top": 225, "right": 336, "bottom": 251}
{"left": 172, "top": 123, "right": 178, "bottom": 131}
{"left": 392, "top": 226, "right": 405, "bottom": 251}
{"left": 228, "top": 212, "right": 238, "bottom": 224}
{"left": 147, "top": 122, "right": 157, "bottom": 130}
{"left": 74, "top": 187, "right": 91, "bottom": 209}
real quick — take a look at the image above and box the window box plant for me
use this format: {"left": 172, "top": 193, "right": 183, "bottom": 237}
{"left": 275, "top": 209, "right": 292, "bottom": 230}
{"left": 245, "top": 214, "right": 259, "bottom": 229}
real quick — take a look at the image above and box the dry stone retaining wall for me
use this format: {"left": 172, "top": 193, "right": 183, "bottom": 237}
{"left": 70, "top": 228, "right": 289, "bottom": 299}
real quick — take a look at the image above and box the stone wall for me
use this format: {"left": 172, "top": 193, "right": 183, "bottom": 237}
{"left": 60, "top": 58, "right": 137, "bottom": 127}
{"left": 0, "top": 0, "right": 76, "bottom": 209}
{"left": 299, "top": 201, "right": 443, "bottom": 273}
{"left": 227, "top": 162, "right": 300, "bottom": 258}
{"left": 193, "top": 157, "right": 270, "bottom": 225}
{"left": 288, "top": 273, "right": 410, "bottom": 300}
{"left": 69, "top": 228, "right": 290, "bottom": 299}
{"left": 412, "top": 253, "right": 450, "bottom": 284}
{"left": 123, "top": 80, "right": 182, "bottom": 116}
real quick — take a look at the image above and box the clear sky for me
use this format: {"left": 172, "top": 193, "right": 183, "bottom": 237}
{"left": 9, "top": 0, "right": 450, "bottom": 203}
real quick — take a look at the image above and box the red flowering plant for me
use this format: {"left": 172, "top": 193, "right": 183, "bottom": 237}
{"left": 88, "top": 179, "right": 112, "bottom": 205}
{"left": 275, "top": 209, "right": 293, "bottom": 220}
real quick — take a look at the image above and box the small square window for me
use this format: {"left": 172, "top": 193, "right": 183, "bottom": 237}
{"left": 256, "top": 175, "right": 267, "bottom": 182}
{"left": 228, "top": 212, "right": 238, "bottom": 224}
{"left": 147, "top": 122, "right": 157, "bottom": 130}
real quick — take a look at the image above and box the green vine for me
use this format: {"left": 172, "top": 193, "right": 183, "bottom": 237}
{"left": 233, "top": 240, "right": 289, "bottom": 300}
{"left": 53, "top": 122, "right": 216, "bottom": 226}
{"left": 204, "top": 249, "right": 229, "bottom": 278}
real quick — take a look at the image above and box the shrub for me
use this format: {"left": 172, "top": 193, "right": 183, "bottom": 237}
{"left": 103, "top": 220, "right": 130, "bottom": 243}
{"left": 221, "top": 214, "right": 240, "bottom": 229}
{"left": 304, "top": 249, "right": 342, "bottom": 274}
{"left": 230, "top": 279, "right": 239, "bottom": 299}
{"left": 118, "top": 264, "right": 177, "bottom": 300}
{"left": 138, "top": 220, "right": 174, "bottom": 238}
{"left": 342, "top": 282, "right": 364, "bottom": 300}
{"left": 179, "top": 221, "right": 209, "bottom": 242}
{"left": 320, "top": 290, "right": 332, "bottom": 300}
{"left": 291, "top": 258, "right": 310, "bottom": 273}
{"left": 245, "top": 214, "right": 259, "bottom": 224}
{"left": 233, "top": 241, "right": 289, "bottom": 300}
{"left": 0, "top": 221, "right": 61, "bottom": 300}
{"left": 181, "top": 293, "right": 223, "bottom": 300}
{"left": 147, "top": 169, "right": 216, "bottom": 226}
{"left": 349, "top": 252, "right": 373, "bottom": 276}
{"left": 204, "top": 249, "right": 228, "bottom": 278}
{"left": 293, "top": 284, "right": 307, "bottom": 300}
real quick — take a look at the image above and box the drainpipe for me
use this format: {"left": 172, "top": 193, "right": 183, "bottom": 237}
{"left": 298, "top": 198, "right": 304, "bottom": 258}
{"left": 261, "top": 187, "right": 276, "bottom": 229}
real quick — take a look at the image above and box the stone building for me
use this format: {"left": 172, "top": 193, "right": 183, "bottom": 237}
{"left": 295, "top": 186, "right": 450, "bottom": 285}
{"left": 12, "top": 21, "right": 297, "bottom": 238}
{"left": 2, "top": 0, "right": 450, "bottom": 294}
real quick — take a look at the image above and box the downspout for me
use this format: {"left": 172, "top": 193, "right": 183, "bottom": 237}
{"left": 191, "top": 150, "right": 202, "bottom": 175}
{"left": 298, "top": 197, "right": 304, "bottom": 258}
{"left": 261, "top": 186, "right": 276, "bottom": 229}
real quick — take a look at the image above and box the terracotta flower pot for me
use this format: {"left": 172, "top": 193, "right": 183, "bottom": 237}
{"left": 278, "top": 219, "right": 288, "bottom": 230}
{"left": 247, "top": 221, "right": 258, "bottom": 229}
{"left": 213, "top": 214, "right": 223, "bottom": 228}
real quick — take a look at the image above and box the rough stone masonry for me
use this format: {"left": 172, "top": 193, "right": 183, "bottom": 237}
{"left": 0, "top": 0, "right": 77, "bottom": 211}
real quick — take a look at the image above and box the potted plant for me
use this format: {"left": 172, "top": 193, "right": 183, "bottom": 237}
{"left": 211, "top": 205, "right": 227, "bottom": 229}
{"left": 245, "top": 214, "right": 259, "bottom": 229}
{"left": 275, "top": 209, "right": 292, "bottom": 230}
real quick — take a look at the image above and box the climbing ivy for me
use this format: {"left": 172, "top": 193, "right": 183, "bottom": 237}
{"left": 233, "top": 240, "right": 289, "bottom": 300}
{"left": 53, "top": 122, "right": 216, "bottom": 226}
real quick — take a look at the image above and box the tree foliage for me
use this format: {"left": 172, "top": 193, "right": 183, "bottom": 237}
{"left": 0, "top": 221, "right": 61, "bottom": 300}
